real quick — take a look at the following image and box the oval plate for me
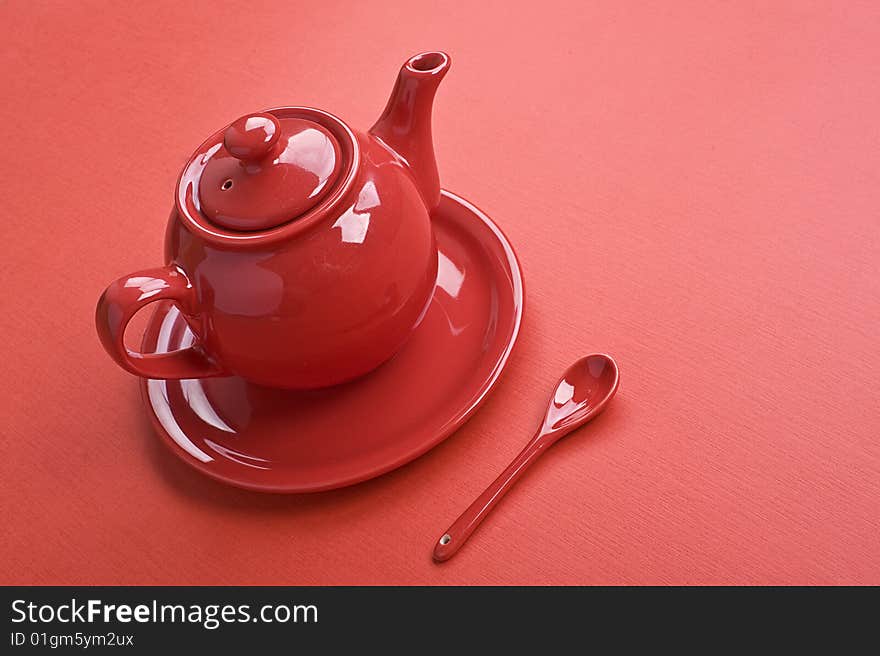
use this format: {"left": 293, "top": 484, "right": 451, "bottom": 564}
{"left": 140, "top": 191, "right": 524, "bottom": 492}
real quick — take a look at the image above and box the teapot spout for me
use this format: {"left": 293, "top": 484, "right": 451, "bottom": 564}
{"left": 370, "top": 52, "right": 450, "bottom": 212}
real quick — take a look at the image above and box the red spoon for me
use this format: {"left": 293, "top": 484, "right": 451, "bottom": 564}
{"left": 433, "top": 353, "right": 620, "bottom": 562}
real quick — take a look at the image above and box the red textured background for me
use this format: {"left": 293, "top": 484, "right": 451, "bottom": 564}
{"left": 2, "top": 1, "right": 879, "bottom": 584}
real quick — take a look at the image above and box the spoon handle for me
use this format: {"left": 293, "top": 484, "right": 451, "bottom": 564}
{"left": 433, "top": 430, "right": 549, "bottom": 562}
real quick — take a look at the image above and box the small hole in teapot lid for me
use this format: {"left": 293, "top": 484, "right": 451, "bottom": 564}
{"left": 222, "top": 179, "right": 233, "bottom": 191}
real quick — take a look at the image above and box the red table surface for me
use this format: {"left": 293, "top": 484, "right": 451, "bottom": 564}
{"left": 1, "top": 1, "right": 878, "bottom": 585}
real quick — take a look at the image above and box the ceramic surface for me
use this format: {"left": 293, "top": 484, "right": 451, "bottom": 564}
{"left": 96, "top": 52, "right": 451, "bottom": 389}
{"left": 140, "top": 191, "right": 523, "bottom": 492}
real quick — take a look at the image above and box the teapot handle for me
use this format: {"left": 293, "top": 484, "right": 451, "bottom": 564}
{"left": 95, "top": 266, "right": 226, "bottom": 380}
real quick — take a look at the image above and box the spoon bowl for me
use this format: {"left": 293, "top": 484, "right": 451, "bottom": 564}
{"left": 433, "top": 353, "right": 620, "bottom": 562}
{"left": 542, "top": 354, "right": 620, "bottom": 438}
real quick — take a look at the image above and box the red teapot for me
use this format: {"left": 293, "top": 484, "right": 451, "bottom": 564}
{"left": 96, "top": 52, "right": 450, "bottom": 389}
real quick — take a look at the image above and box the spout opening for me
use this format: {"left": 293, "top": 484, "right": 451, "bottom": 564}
{"left": 406, "top": 51, "right": 449, "bottom": 74}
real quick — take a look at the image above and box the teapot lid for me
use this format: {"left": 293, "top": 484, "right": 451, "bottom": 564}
{"left": 193, "top": 109, "right": 352, "bottom": 232}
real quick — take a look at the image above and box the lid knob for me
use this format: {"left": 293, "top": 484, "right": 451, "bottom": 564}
{"left": 223, "top": 113, "right": 281, "bottom": 161}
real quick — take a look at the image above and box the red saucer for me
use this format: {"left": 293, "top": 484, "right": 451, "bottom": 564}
{"left": 140, "top": 191, "right": 524, "bottom": 492}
